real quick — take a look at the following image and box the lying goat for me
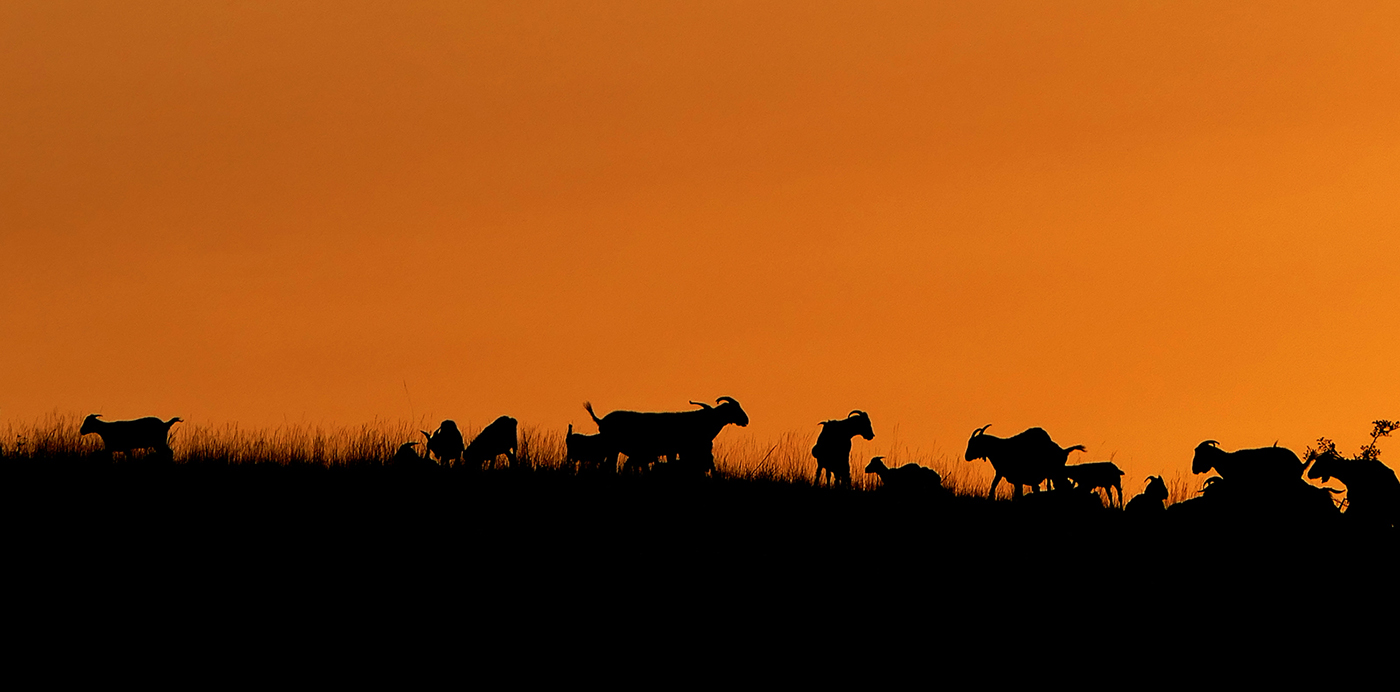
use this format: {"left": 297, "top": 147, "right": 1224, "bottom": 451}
{"left": 1124, "top": 475, "right": 1169, "bottom": 515}
{"left": 79, "top": 414, "right": 182, "bottom": 459}
{"left": 864, "top": 456, "right": 943, "bottom": 493}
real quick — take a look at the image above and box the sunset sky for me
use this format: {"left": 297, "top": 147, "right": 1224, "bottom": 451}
{"left": 3, "top": 1, "right": 1397, "bottom": 481}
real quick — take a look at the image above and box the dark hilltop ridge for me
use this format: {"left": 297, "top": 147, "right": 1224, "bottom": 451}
{"left": 4, "top": 405, "right": 1395, "bottom": 625}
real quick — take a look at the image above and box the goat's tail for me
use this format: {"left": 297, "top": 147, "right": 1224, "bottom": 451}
{"left": 584, "top": 402, "right": 603, "bottom": 428}
{"left": 164, "top": 417, "right": 184, "bottom": 429}
{"left": 1066, "top": 444, "right": 1087, "bottom": 454}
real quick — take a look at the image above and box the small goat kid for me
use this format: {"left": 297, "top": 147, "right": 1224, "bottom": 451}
{"left": 566, "top": 423, "right": 612, "bottom": 472}
{"left": 1060, "top": 461, "right": 1126, "bottom": 508}
{"left": 79, "top": 414, "right": 182, "bottom": 459}
{"left": 1124, "top": 475, "right": 1169, "bottom": 515}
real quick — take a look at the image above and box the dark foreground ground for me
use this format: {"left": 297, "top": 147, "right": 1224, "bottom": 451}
{"left": 6, "top": 458, "right": 1395, "bottom": 665}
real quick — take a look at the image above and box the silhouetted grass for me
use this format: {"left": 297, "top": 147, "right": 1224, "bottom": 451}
{"left": 0, "top": 413, "right": 1183, "bottom": 507}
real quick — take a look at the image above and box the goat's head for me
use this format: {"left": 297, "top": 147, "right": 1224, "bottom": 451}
{"left": 79, "top": 414, "right": 103, "bottom": 435}
{"left": 1144, "top": 475, "right": 1168, "bottom": 501}
{"left": 847, "top": 410, "right": 874, "bottom": 440}
{"left": 713, "top": 396, "right": 749, "bottom": 427}
{"left": 437, "top": 419, "right": 460, "bottom": 435}
{"left": 964, "top": 424, "right": 993, "bottom": 461}
{"left": 1192, "top": 440, "right": 1223, "bottom": 475}
{"left": 864, "top": 455, "right": 887, "bottom": 474}
{"left": 1305, "top": 448, "right": 1343, "bottom": 483}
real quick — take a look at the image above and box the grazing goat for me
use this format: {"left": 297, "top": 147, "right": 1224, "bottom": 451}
{"left": 1192, "top": 440, "right": 1306, "bottom": 487}
{"left": 566, "top": 423, "right": 612, "bottom": 472}
{"left": 864, "top": 456, "right": 942, "bottom": 493}
{"left": 464, "top": 416, "right": 519, "bottom": 470}
{"left": 584, "top": 397, "right": 748, "bottom": 475}
{"left": 421, "top": 420, "right": 465, "bottom": 467}
{"left": 1305, "top": 449, "right": 1400, "bottom": 528}
{"left": 1124, "top": 475, "right": 1168, "bottom": 515}
{"left": 79, "top": 414, "right": 182, "bottom": 459}
{"left": 1060, "top": 461, "right": 1126, "bottom": 508}
{"left": 391, "top": 441, "right": 430, "bottom": 468}
{"left": 964, "top": 425, "right": 1085, "bottom": 500}
{"left": 811, "top": 410, "right": 874, "bottom": 488}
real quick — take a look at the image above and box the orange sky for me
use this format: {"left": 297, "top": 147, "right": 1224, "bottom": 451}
{"left": 3, "top": 1, "right": 1397, "bottom": 481}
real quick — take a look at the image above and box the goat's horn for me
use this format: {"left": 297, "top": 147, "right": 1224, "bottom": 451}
{"left": 689, "top": 401, "right": 713, "bottom": 410}
{"left": 716, "top": 396, "right": 739, "bottom": 406}
{"left": 974, "top": 424, "right": 992, "bottom": 436}
{"left": 848, "top": 409, "right": 866, "bottom": 418}
{"left": 1203, "top": 440, "right": 1219, "bottom": 447}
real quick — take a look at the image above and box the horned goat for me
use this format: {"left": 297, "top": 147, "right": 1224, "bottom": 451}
{"left": 1060, "top": 461, "right": 1126, "bottom": 508}
{"left": 864, "top": 455, "right": 942, "bottom": 493}
{"left": 964, "top": 425, "right": 1085, "bottom": 500}
{"left": 1306, "top": 449, "right": 1400, "bottom": 528}
{"left": 79, "top": 414, "right": 182, "bottom": 459}
{"left": 1124, "top": 475, "right": 1169, "bottom": 515}
{"left": 811, "top": 410, "right": 874, "bottom": 488}
{"left": 465, "top": 416, "right": 519, "bottom": 470}
{"left": 1192, "top": 440, "right": 1306, "bottom": 487}
{"left": 584, "top": 397, "right": 748, "bottom": 475}
{"left": 421, "top": 420, "right": 464, "bottom": 467}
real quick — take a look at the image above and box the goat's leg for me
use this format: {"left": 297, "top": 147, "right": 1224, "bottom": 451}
{"left": 988, "top": 475, "right": 1002, "bottom": 500}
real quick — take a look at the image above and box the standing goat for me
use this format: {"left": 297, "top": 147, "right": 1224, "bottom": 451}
{"left": 465, "top": 416, "right": 519, "bottom": 470}
{"left": 79, "top": 414, "right": 182, "bottom": 459}
{"left": 421, "top": 420, "right": 465, "bottom": 467}
{"left": 584, "top": 397, "right": 748, "bottom": 474}
{"left": 964, "top": 425, "right": 1085, "bottom": 500}
{"left": 566, "top": 423, "right": 612, "bottom": 473}
{"left": 811, "top": 410, "right": 874, "bottom": 488}
{"left": 1060, "top": 461, "right": 1126, "bottom": 508}
{"left": 1192, "top": 440, "right": 1306, "bottom": 488}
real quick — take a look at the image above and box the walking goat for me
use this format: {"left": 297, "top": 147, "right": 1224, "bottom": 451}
{"left": 964, "top": 425, "right": 1085, "bottom": 500}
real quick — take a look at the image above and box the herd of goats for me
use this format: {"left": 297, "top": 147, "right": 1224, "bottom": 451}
{"left": 73, "top": 395, "right": 1400, "bottom": 528}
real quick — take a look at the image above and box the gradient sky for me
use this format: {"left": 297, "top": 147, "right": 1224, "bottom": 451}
{"left": 3, "top": 1, "right": 1397, "bottom": 480}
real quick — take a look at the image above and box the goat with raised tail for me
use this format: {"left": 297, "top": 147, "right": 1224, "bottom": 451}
{"left": 964, "top": 425, "right": 1085, "bottom": 500}
{"left": 566, "top": 423, "right": 612, "bottom": 473}
{"left": 811, "top": 410, "right": 874, "bottom": 488}
{"left": 584, "top": 397, "right": 748, "bottom": 474}
{"left": 1192, "top": 440, "right": 1306, "bottom": 488}
{"left": 79, "top": 414, "right": 182, "bottom": 459}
